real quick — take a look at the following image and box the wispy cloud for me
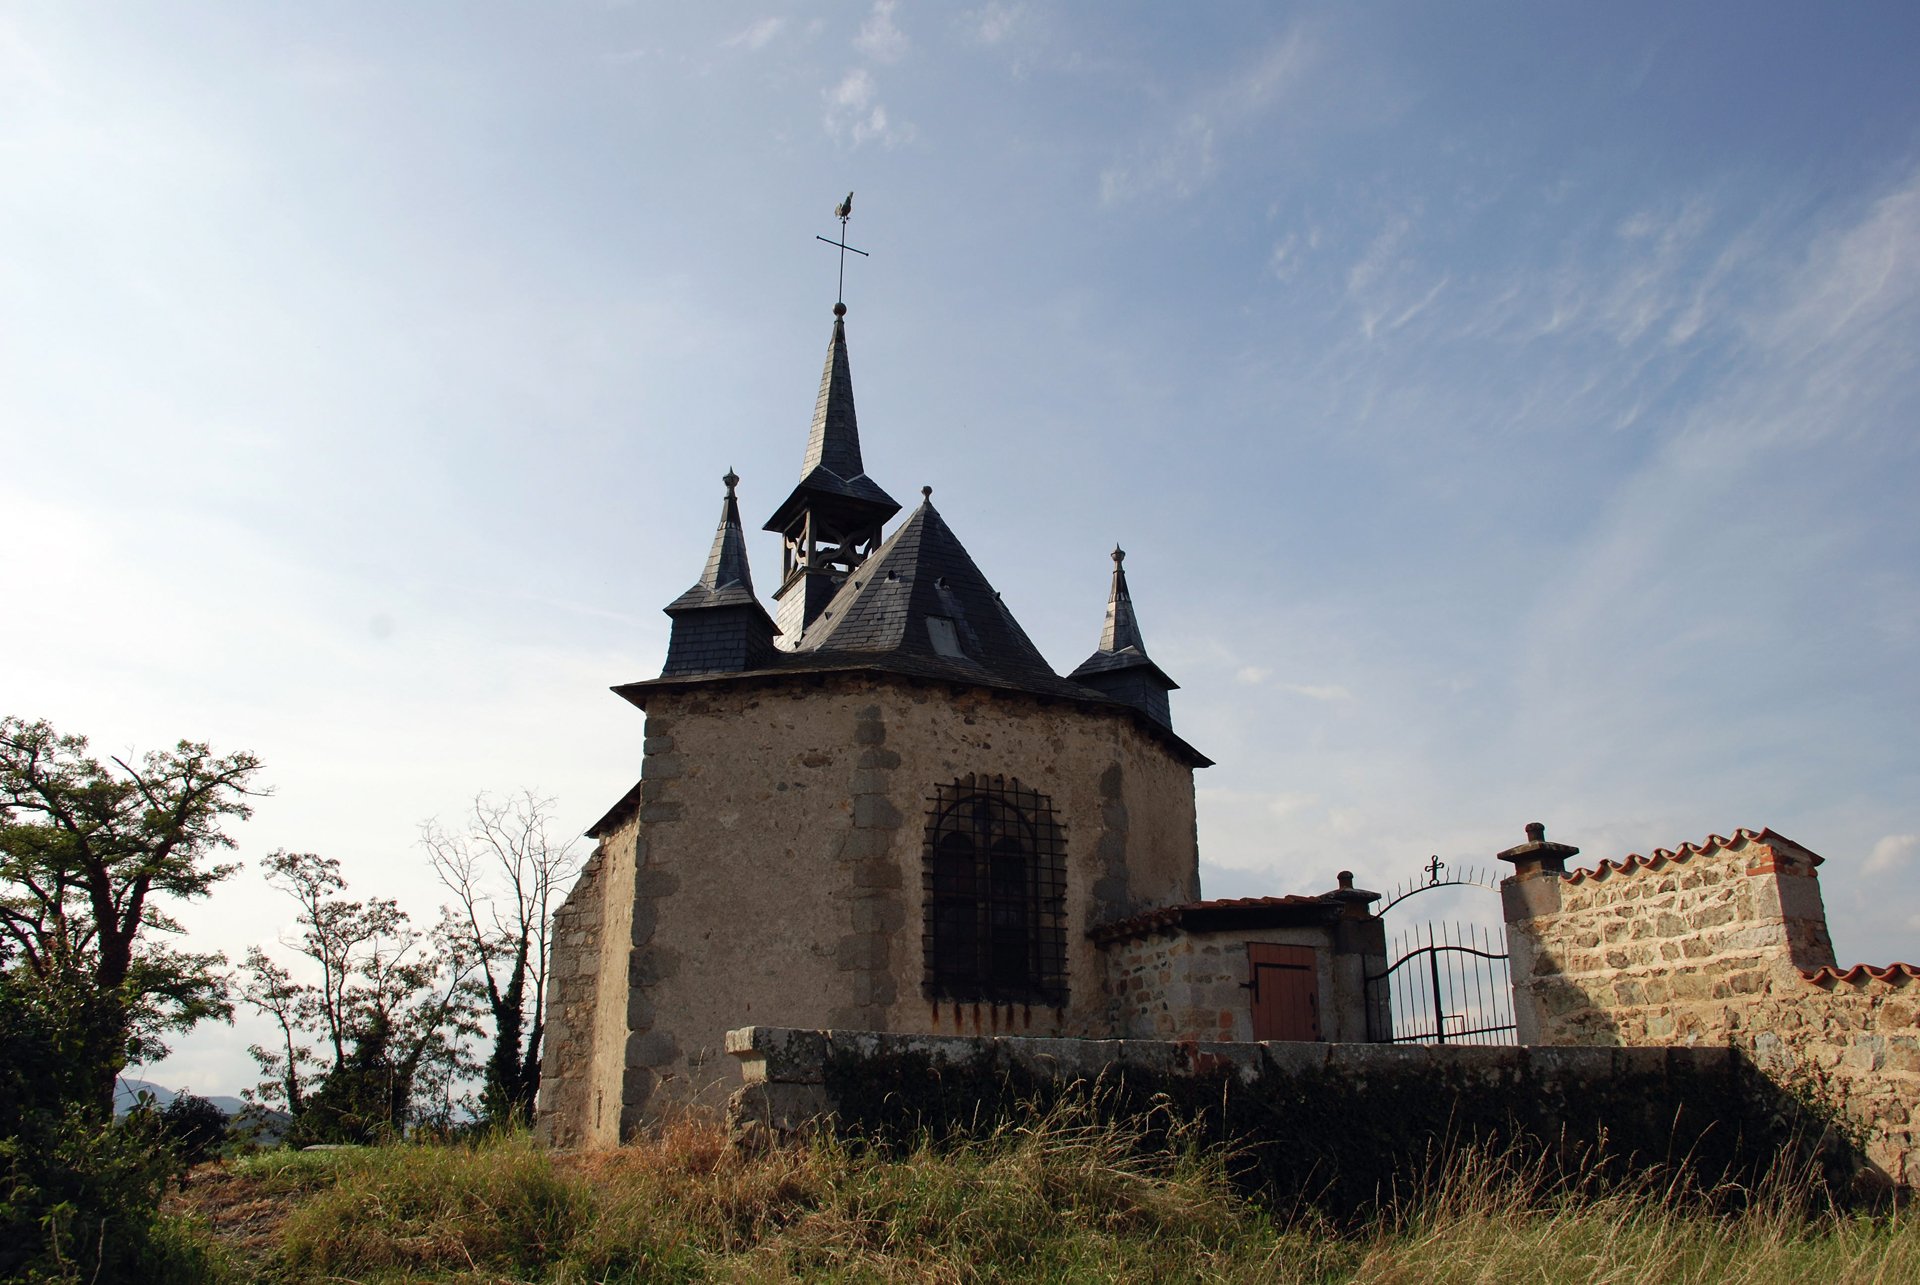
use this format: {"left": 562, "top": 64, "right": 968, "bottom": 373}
{"left": 823, "top": 68, "right": 913, "bottom": 146}
{"left": 722, "top": 17, "right": 786, "bottom": 51}
{"left": 1284, "top": 682, "right": 1353, "bottom": 702}
{"left": 1099, "top": 27, "right": 1315, "bottom": 205}
{"left": 1866, "top": 833, "right": 1919, "bottom": 875}
{"left": 1343, "top": 212, "right": 1453, "bottom": 340}
{"left": 968, "top": 3, "right": 1022, "bottom": 46}
{"left": 855, "top": 0, "right": 909, "bottom": 63}
{"left": 1268, "top": 230, "right": 1321, "bottom": 282}
{"left": 1230, "top": 666, "right": 1350, "bottom": 702}
{"left": 1504, "top": 165, "right": 1920, "bottom": 790}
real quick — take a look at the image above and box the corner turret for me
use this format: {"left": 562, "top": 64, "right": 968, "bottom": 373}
{"left": 1069, "top": 546, "right": 1179, "bottom": 729}
{"left": 662, "top": 470, "right": 779, "bottom": 676}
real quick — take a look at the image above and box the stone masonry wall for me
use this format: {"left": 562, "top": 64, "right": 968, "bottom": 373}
{"left": 1106, "top": 926, "right": 1370, "bottom": 1043}
{"left": 532, "top": 844, "right": 604, "bottom": 1148}
{"left": 583, "top": 811, "right": 643, "bottom": 1147}
{"left": 544, "top": 672, "right": 1202, "bottom": 1142}
{"left": 724, "top": 1026, "right": 1873, "bottom": 1206}
{"left": 1506, "top": 828, "right": 1920, "bottom": 1186}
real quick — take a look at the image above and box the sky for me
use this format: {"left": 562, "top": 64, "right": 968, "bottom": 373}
{"left": 4, "top": 2, "right": 1919, "bottom": 1097}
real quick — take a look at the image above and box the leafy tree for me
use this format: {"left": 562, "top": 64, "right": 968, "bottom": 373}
{"left": 241, "top": 851, "right": 478, "bottom": 1142}
{"left": 0, "top": 970, "right": 216, "bottom": 1283}
{"left": 422, "top": 791, "right": 580, "bottom": 1126}
{"left": 0, "top": 716, "right": 261, "bottom": 1117}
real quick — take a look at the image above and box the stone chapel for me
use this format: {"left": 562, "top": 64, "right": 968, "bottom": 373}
{"left": 537, "top": 301, "right": 1385, "bottom": 1147}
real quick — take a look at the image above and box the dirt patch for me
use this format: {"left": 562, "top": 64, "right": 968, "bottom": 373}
{"left": 162, "top": 1163, "right": 300, "bottom": 1270}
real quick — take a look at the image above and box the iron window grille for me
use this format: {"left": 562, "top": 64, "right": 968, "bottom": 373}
{"left": 921, "top": 774, "right": 1067, "bottom": 1006}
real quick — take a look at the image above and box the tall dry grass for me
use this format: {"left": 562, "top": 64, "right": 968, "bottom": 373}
{"left": 242, "top": 1103, "right": 1919, "bottom": 1284}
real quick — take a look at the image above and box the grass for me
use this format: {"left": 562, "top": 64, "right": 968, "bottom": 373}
{"left": 163, "top": 1105, "right": 1920, "bottom": 1284}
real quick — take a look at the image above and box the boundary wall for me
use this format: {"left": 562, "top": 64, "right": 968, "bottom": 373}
{"left": 724, "top": 1025, "right": 1871, "bottom": 1210}
{"left": 1503, "top": 827, "right": 1920, "bottom": 1187}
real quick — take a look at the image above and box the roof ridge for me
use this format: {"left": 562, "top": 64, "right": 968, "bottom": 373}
{"left": 1802, "top": 962, "right": 1920, "bottom": 986}
{"left": 1562, "top": 827, "right": 1821, "bottom": 883}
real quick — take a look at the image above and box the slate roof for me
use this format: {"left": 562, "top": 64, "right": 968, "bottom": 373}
{"left": 787, "top": 497, "right": 1098, "bottom": 700}
{"left": 665, "top": 471, "right": 769, "bottom": 616}
{"left": 617, "top": 493, "right": 1213, "bottom": 767}
{"left": 764, "top": 313, "right": 900, "bottom": 532}
{"left": 585, "top": 779, "right": 645, "bottom": 839}
{"left": 1068, "top": 546, "right": 1178, "bottom": 691}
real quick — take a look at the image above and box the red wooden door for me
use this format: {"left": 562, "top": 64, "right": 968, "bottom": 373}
{"left": 1248, "top": 944, "right": 1320, "bottom": 1041}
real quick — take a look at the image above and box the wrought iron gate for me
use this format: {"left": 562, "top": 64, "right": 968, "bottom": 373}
{"left": 1365, "top": 920, "right": 1516, "bottom": 1045}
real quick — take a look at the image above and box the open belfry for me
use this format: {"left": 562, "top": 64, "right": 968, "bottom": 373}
{"left": 535, "top": 283, "right": 1386, "bottom": 1146}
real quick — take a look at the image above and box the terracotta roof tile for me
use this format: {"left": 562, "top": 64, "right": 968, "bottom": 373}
{"left": 1563, "top": 826, "right": 1823, "bottom": 884}
{"left": 1801, "top": 962, "right": 1920, "bottom": 986}
{"left": 1091, "top": 894, "right": 1335, "bottom": 944}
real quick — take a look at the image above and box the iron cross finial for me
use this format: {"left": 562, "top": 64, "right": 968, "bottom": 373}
{"left": 816, "top": 191, "right": 870, "bottom": 310}
{"left": 1425, "top": 854, "right": 1446, "bottom": 885}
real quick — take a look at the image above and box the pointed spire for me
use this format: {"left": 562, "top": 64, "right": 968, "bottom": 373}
{"left": 1070, "top": 544, "right": 1179, "bottom": 729}
{"left": 766, "top": 308, "right": 899, "bottom": 525}
{"left": 804, "top": 305, "right": 864, "bottom": 481}
{"left": 693, "top": 469, "right": 755, "bottom": 598}
{"left": 661, "top": 471, "right": 778, "bottom": 676}
{"left": 1099, "top": 545, "right": 1147, "bottom": 655}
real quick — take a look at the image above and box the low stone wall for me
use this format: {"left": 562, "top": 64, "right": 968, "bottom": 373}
{"left": 1788, "top": 968, "right": 1920, "bottom": 1179}
{"left": 1504, "top": 829, "right": 1919, "bottom": 1186}
{"left": 725, "top": 1026, "right": 1877, "bottom": 1212}
{"left": 1505, "top": 830, "right": 1835, "bottom": 1046}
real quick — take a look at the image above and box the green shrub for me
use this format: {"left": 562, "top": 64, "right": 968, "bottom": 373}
{"left": 159, "top": 1093, "right": 231, "bottom": 1169}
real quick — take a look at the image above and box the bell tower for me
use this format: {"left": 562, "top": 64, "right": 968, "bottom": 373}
{"left": 763, "top": 301, "right": 900, "bottom": 647}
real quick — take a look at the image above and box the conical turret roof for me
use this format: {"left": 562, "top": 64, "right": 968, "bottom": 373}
{"left": 1069, "top": 545, "right": 1179, "bottom": 729}
{"left": 1070, "top": 546, "right": 1178, "bottom": 689}
{"left": 667, "top": 470, "right": 769, "bottom": 615}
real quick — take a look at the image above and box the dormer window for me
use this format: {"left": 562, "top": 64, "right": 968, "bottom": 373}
{"left": 926, "top": 616, "right": 963, "bottom": 657}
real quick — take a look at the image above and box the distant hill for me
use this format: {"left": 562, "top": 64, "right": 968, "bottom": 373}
{"left": 114, "top": 1077, "right": 251, "bottom": 1117}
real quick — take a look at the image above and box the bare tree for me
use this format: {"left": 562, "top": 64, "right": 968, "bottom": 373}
{"left": 239, "top": 945, "right": 311, "bottom": 1118}
{"left": 421, "top": 791, "right": 580, "bottom": 1126}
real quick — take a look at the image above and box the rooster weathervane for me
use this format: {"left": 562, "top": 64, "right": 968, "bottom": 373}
{"left": 816, "top": 190, "right": 868, "bottom": 310}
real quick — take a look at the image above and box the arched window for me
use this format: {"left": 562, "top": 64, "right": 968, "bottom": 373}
{"left": 922, "top": 775, "right": 1066, "bottom": 1006}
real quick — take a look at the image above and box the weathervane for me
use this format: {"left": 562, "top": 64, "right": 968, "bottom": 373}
{"left": 815, "top": 191, "right": 868, "bottom": 310}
